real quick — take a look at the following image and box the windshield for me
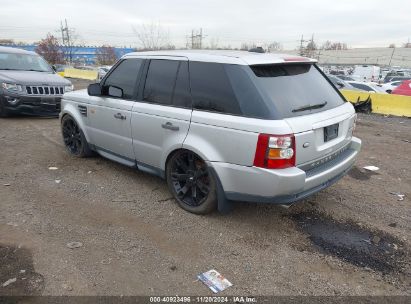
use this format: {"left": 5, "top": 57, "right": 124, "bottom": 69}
{"left": 249, "top": 64, "right": 345, "bottom": 118}
{"left": 0, "top": 52, "right": 53, "bottom": 72}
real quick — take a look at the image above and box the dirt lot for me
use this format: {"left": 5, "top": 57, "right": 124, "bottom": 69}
{"left": 0, "top": 85, "right": 410, "bottom": 296}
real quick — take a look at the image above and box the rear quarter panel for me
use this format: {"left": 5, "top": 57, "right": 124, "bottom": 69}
{"left": 184, "top": 110, "right": 292, "bottom": 166}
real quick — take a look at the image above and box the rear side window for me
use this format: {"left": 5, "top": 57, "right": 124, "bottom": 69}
{"left": 143, "top": 60, "right": 191, "bottom": 108}
{"left": 250, "top": 64, "right": 345, "bottom": 118}
{"left": 103, "top": 59, "right": 142, "bottom": 99}
{"left": 189, "top": 62, "right": 241, "bottom": 115}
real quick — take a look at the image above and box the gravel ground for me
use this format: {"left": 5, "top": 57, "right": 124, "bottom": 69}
{"left": 0, "top": 94, "right": 410, "bottom": 296}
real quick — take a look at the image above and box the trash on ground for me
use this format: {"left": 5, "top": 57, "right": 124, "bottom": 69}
{"left": 66, "top": 241, "right": 83, "bottom": 249}
{"left": 371, "top": 235, "right": 381, "bottom": 245}
{"left": 363, "top": 166, "right": 379, "bottom": 171}
{"left": 20, "top": 270, "right": 26, "bottom": 274}
{"left": 3, "top": 183, "right": 11, "bottom": 186}
{"left": 48, "top": 166, "right": 58, "bottom": 170}
{"left": 197, "top": 269, "right": 232, "bottom": 293}
{"left": 62, "top": 283, "right": 73, "bottom": 291}
{"left": 55, "top": 180, "right": 61, "bottom": 184}
{"left": 389, "top": 192, "right": 405, "bottom": 201}
{"left": 100, "top": 258, "right": 112, "bottom": 265}
{"left": 87, "top": 171, "right": 92, "bottom": 174}
{"left": 2, "top": 278, "right": 17, "bottom": 287}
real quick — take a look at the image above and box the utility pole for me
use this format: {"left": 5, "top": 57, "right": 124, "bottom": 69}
{"left": 299, "top": 35, "right": 309, "bottom": 56}
{"left": 60, "top": 19, "right": 71, "bottom": 63}
{"left": 199, "top": 28, "right": 203, "bottom": 49}
{"left": 299, "top": 35, "right": 304, "bottom": 56}
{"left": 189, "top": 28, "right": 206, "bottom": 49}
{"left": 388, "top": 47, "right": 395, "bottom": 67}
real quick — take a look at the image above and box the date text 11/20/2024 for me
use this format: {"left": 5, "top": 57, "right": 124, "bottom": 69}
{"left": 149, "top": 296, "right": 257, "bottom": 303}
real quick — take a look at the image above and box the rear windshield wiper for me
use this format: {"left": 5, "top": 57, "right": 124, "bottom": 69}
{"left": 27, "top": 69, "right": 49, "bottom": 72}
{"left": 292, "top": 101, "right": 327, "bottom": 113}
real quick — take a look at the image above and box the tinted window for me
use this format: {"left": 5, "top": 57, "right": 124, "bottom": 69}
{"left": 172, "top": 62, "right": 192, "bottom": 108}
{"left": 143, "top": 60, "right": 179, "bottom": 106}
{"left": 250, "top": 64, "right": 345, "bottom": 118}
{"left": 103, "top": 59, "right": 142, "bottom": 99}
{"left": 224, "top": 65, "right": 270, "bottom": 119}
{"left": 190, "top": 62, "right": 241, "bottom": 115}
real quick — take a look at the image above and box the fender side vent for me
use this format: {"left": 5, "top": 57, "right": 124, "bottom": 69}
{"left": 78, "top": 105, "right": 87, "bottom": 117}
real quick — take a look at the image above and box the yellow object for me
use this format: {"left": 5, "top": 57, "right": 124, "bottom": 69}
{"left": 268, "top": 148, "right": 281, "bottom": 159}
{"left": 57, "top": 71, "right": 65, "bottom": 77}
{"left": 341, "top": 90, "right": 411, "bottom": 117}
{"left": 63, "top": 68, "right": 98, "bottom": 80}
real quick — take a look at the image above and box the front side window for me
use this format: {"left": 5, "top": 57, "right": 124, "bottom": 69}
{"left": 103, "top": 59, "right": 142, "bottom": 99}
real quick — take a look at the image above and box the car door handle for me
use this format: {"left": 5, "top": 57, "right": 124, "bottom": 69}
{"left": 114, "top": 113, "right": 126, "bottom": 120}
{"left": 161, "top": 122, "right": 179, "bottom": 131}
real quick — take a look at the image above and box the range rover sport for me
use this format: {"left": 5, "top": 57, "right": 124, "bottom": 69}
{"left": 60, "top": 50, "right": 361, "bottom": 214}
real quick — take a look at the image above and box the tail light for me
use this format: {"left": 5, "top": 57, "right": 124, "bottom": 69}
{"left": 253, "top": 134, "right": 296, "bottom": 169}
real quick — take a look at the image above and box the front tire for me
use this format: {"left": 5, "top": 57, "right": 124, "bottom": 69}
{"left": 61, "top": 115, "right": 93, "bottom": 157}
{"left": 166, "top": 150, "right": 217, "bottom": 214}
{"left": 0, "top": 99, "right": 9, "bottom": 118}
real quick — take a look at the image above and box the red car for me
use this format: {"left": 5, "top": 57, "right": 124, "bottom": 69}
{"left": 391, "top": 80, "right": 411, "bottom": 96}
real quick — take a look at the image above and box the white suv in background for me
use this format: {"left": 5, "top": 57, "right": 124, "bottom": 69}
{"left": 60, "top": 50, "right": 361, "bottom": 214}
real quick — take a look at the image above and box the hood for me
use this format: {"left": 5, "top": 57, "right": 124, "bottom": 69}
{"left": 0, "top": 70, "right": 71, "bottom": 86}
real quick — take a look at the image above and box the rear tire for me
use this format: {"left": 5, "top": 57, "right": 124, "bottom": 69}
{"left": 61, "top": 115, "right": 93, "bottom": 157}
{"left": 166, "top": 150, "right": 217, "bottom": 214}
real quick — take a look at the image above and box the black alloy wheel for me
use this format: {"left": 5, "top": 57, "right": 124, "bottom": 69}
{"left": 167, "top": 150, "right": 217, "bottom": 214}
{"left": 61, "top": 115, "right": 92, "bottom": 157}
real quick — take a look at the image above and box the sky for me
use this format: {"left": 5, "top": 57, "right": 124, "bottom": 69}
{"left": 0, "top": 0, "right": 410, "bottom": 49}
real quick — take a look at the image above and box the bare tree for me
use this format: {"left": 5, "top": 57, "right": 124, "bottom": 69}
{"left": 240, "top": 42, "right": 256, "bottom": 51}
{"left": 266, "top": 41, "right": 283, "bottom": 52}
{"left": 208, "top": 38, "right": 220, "bottom": 49}
{"left": 132, "top": 22, "right": 174, "bottom": 50}
{"left": 321, "top": 41, "right": 348, "bottom": 50}
{"left": 0, "top": 39, "right": 14, "bottom": 45}
{"left": 95, "top": 45, "right": 118, "bottom": 65}
{"left": 35, "top": 33, "right": 64, "bottom": 64}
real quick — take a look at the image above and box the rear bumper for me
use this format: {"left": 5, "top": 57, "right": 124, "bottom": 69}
{"left": 211, "top": 136, "right": 361, "bottom": 204}
{"left": 1, "top": 95, "right": 61, "bottom": 116}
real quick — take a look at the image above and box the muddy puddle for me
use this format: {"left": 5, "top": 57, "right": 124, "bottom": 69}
{"left": 0, "top": 244, "right": 44, "bottom": 296}
{"left": 293, "top": 213, "right": 410, "bottom": 276}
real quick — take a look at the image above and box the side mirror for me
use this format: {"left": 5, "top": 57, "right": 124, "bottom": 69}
{"left": 88, "top": 83, "right": 102, "bottom": 96}
{"left": 52, "top": 65, "right": 57, "bottom": 72}
{"left": 108, "top": 86, "right": 123, "bottom": 98}
{"left": 336, "top": 82, "right": 344, "bottom": 89}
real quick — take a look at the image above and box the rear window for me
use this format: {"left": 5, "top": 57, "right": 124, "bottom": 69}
{"left": 250, "top": 64, "right": 345, "bottom": 118}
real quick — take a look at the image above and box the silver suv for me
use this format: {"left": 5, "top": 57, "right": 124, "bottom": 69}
{"left": 60, "top": 51, "right": 361, "bottom": 214}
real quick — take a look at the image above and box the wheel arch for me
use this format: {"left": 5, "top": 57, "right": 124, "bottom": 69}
{"left": 60, "top": 103, "right": 91, "bottom": 143}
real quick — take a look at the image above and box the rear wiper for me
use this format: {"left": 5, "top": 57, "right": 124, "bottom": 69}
{"left": 292, "top": 101, "right": 327, "bottom": 113}
{"left": 27, "top": 69, "right": 48, "bottom": 72}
